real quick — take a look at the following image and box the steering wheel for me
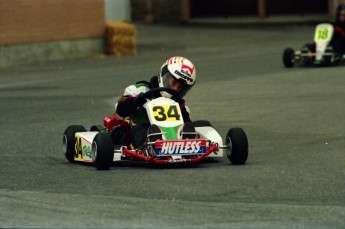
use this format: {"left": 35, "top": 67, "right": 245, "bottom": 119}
{"left": 143, "top": 87, "right": 181, "bottom": 101}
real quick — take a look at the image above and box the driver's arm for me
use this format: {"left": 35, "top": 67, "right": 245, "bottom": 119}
{"left": 179, "top": 100, "right": 192, "bottom": 123}
{"left": 115, "top": 85, "right": 148, "bottom": 118}
{"left": 334, "top": 26, "right": 345, "bottom": 39}
{"left": 115, "top": 94, "right": 146, "bottom": 117}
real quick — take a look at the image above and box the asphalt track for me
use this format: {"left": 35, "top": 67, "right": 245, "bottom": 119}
{"left": 1, "top": 23, "right": 345, "bottom": 228}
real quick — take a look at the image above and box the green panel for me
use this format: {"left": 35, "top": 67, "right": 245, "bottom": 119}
{"left": 160, "top": 125, "right": 179, "bottom": 140}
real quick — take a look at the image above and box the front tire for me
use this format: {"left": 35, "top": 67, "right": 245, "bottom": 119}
{"left": 92, "top": 133, "right": 114, "bottom": 170}
{"left": 63, "top": 125, "right": 86, "bottom": 163}
{"left": 283, "top": 48, "right": 295, "bottom": 68}
{"left": 225, "top": 128, "right": 248, "bottom": 165}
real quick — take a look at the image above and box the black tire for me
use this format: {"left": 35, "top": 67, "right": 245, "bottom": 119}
{"left": 193, "top": 120, "right": 212, "bottom": 127}
{"left": 63, "top": 125, "right": 86, "bottom": 163}
{"left": 283, "top": 48, "right": 295, "bottom": 68}
{"left": 225, "top": 128, "right": 248, "bottom": 165}
{"left": 92, "top": 133, "right": 114, "bottom": 170}
{"left": 90, "top": 125, "right": 108, "bottom": 133}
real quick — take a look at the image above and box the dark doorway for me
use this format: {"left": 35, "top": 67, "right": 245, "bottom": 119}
{"left": 190, "top": 0, "right": 257, "bottom": 18}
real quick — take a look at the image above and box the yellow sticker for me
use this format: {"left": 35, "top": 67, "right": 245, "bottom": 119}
{"left": 152, "top": 105, "right": 181, "bottom": 122}
{"left": 74, "top": 136, "right": 83, "bottom": 161}
{"left": 315, "top": 28, "right": 331, "bottom": 41}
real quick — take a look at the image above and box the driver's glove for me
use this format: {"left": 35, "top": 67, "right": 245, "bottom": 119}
{"left": 142, "top": 91, "right": 155, "bottom": 100}
{"left": 136, "top": 93, "right": 148, "bottom": 106}
{"left": 136, "top": 90, "right": 157, "bottom": 106}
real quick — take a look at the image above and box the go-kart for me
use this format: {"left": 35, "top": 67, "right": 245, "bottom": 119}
{"left": 283, "top": 23, "right": 345, "bottom": 68}
{"left": 62, "top": 88, "right": 249, "bottom": 170}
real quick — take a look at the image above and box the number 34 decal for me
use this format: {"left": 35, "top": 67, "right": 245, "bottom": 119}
{"left": 152, "top": 105, "right": 181, "bottom": 121}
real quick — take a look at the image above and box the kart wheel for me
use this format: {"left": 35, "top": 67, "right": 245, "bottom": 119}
{"left": 283, "top": 48, "right": 295, "bottom": 68}
{"left": 193, "top": 120, "right": 213, "bottom": 127}
{"left": 225, "top": 128, "right": 248, "bottom": 165}
{"left": 90, "top": 125, "right": 107, "bottom": 133}
{"left": 92, "top": 133, "right": 114, "bottom": 170}
{"left": 63, "top": 125, "right": 86, "bottom": 163}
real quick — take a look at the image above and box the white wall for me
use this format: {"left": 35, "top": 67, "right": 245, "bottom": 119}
{"left": 105, "top": 0, "right": 131, "bottom": 21}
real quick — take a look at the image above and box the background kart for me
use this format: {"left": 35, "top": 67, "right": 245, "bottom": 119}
{"left": 63, "top": 88, "right": 249, "bottom": 170}
{"left": 283, "top": 23, "right": 345, "bottom": 68}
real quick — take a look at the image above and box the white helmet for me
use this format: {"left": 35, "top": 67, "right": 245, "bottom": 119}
{"left": 158, "top": 56, "right": 196, "bottom": 98}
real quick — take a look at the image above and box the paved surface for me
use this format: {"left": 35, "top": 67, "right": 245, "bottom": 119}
{"left": 1, "top": 23, "right": 345, "bottom": 228}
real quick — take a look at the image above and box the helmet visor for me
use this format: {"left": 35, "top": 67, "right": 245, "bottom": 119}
{"left": 162, "top": 72, "right": 192, "bottom": 98}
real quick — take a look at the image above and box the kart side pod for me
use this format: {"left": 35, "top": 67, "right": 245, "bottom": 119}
{"left": 195, "top": 126, "right": 249, "bottom": 165}
{"left": 195, "top": 126, "right": 224, "bottom": 157}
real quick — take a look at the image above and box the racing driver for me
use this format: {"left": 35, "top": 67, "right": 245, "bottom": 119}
{"left": 303, "top": 3, "right": 345, "bottom": 54}
{"left": 332, "top": 3, "right": 345, "bottom": 53}
{"left": 114, "top": 56, "right": 197, "bottom": 148}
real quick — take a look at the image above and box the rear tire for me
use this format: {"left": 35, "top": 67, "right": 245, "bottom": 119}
{"left": 225, "top": 128, "right": 248, "bottom": 165}
{"left": 193, "top": 120, "right": 212, "bottom": 127}
{"left": 90, "top": 125, "right": 107, "bottom": 133}
{"left": 63, "top": 125, "right": 86, "bottom": 163}
{"left": 283, "top": 48, "right": 295, "bottom": 68}
{"left": 92, "top": 133, "right": 114, "bottom": 170}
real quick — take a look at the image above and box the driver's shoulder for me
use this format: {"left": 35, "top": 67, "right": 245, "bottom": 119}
{"left": 130, "top": 81, "right": 151, "bottom": 94}
{"left": 124, "top": 82, "right": 150, "bottom": 96}
{"left": 135, "top": 80, "right": 150, "bottom": 88}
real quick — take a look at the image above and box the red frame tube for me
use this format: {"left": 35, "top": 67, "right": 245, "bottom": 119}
{"left": 121, "top": 143, "right": 219, "bottom": 164}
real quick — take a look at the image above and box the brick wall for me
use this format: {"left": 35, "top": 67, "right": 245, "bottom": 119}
{"left": 0, "top": 0, "right": 105, "bottom": 45}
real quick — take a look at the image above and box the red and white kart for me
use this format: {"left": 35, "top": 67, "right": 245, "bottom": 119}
{"left": 63, "top": 88, "right": 248, "bottom": 170}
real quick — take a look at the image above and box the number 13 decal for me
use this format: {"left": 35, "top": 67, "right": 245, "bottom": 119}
{"left": 152, "top": 105, "right": 181, "bottom": 121}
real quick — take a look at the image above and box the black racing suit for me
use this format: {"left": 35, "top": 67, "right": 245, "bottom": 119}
{"left": 115, "top": 76, "right": 191, "bottom": 148}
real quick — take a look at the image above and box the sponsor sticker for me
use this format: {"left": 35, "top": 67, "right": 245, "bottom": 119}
{"left": 74, "top": 135, "right": 93, "bottom": 162}
{"left": 154, "top": 140, "right": 207, "bottom": 155}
